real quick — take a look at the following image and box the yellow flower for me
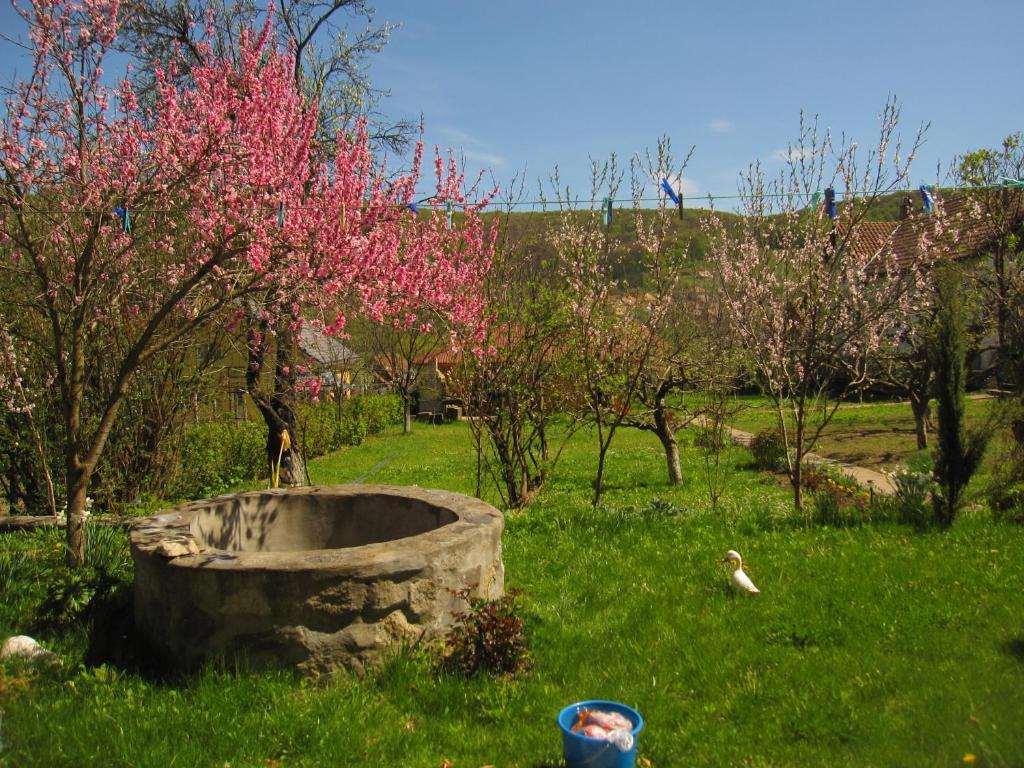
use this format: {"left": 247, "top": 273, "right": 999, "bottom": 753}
{"left": 963, "top": 753, "right": 977, "bottom": 764}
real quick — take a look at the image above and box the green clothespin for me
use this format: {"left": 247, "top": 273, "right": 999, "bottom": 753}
{"left": 602, "top": 197, "right": 612, "bottom": 228}
{"left": 810, "top": 190, "right": 822, "bottom": 211}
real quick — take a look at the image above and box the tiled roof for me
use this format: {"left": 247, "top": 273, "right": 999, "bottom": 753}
{"left": 850, "top": 221, "right": 899, "bottom": 261}
{"left": 860, "top": 191, "right": 1024, "bottom": 269}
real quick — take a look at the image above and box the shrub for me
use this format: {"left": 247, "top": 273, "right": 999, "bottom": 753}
{"left": 35, "top": 526, "right": 132, "bottom": 630}
{"left": 891, "top": 469, "right": 936, "bottom": 529}
{"left": 750, "top": 429, "right": 787, "bottom": 471}
{"left": 440, "top": 588, "right": 530, "bottom": 677}
{"left": 985, "top": 406, "right": 1024, "bottom": 524}
{"left": 356, "top": 392, "right": 403, "bottom": 435}
{"left": 298, "top": 399, "right": 344, "bottom": 458}
{"left": 694, "top": 424, "right": 727, "bottom": 453}
{"left": 808, "top": 469, "right": 871, "bottom": 527}
{"left": 297, "top": 393, "right": 401, "bottom": 456}
{"left": 170, "top": 420, "right": 265, "bottom": 500}
{"left": 989, "top": 480, "right": 1024, "bottom": 524}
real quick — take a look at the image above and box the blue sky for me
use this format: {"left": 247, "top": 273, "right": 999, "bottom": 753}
{"left": 2, "top": 0, "right": 1021, "bottom": 208}
{"left": 366, "top": 0, "right": 1024, "bottom": 206}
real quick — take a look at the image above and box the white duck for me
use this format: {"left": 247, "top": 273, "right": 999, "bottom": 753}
{"left": 723, "top": 550, "right": 760, "bottom": 594}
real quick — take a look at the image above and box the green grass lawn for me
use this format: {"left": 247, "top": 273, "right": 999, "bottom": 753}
{"left": 725, "top": 395, "right": 997, "bottom": 472}
{"left": 2, "top": 422, "right": 1023, "bottom": 767}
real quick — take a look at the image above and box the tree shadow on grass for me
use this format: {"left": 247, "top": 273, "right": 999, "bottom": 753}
{"left": 1003, "top": 636, "right": 1024, "bottom": 663}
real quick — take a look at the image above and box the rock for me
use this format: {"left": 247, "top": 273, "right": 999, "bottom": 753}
{"left": 156, "top": 538, "right": 200, "bottom": 558}
{"left": 1, "top": 635, "right": 58, "bottom": 663}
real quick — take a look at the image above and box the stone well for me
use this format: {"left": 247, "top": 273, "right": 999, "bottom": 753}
{"left": 130, "top": 484, "right": 504, "bottom": 676}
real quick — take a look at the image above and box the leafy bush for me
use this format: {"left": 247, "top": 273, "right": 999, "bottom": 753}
{"left": 353, "top": 392, "right": 403, "bottom": 435}
{"left": 984, "top": 408, "right": 1024, "bottom": 524}
{"left": 299, "top": 399, "right": 344, "bottom": 458}
{"left": 338, "top": 408, "right": 368, "bottom": 446}
{"left": 750, "top": 429, "right": 787, "bottom": 471}
{"left": 694, "top": 424, "right": 728, "bottom": 453}
{"left": 440, "top": 589, "right": 530, "bottom": 677}
{"left": 298, "top": 393, "right": 401, "bottom": 455}
{"left": 36, "top": 526, "right": 132, "bottom": 630}
{"left": 170, "top": 420, "right": 265, "bottom": 500}
{"left": 807, "top": 468, "right": 871, "bottom": 527}
{"left": 891, "top": 469, "right": 936, "bottom": 529}
{"left": 989, "top": 480, "right": 1024, "bottom": 524}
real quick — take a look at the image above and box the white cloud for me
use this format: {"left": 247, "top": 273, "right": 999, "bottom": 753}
{"left": 463, "top": 149, "right": 505, "bottom": 167}
{"left": 709, "top": 119, "right": 732, "bottom": 133}
{"left": 772, "top": 146, "right": 813, "bottom": 163}
{"left": 433, "top": 126, "right": 504, "bottom": 168}
{"left": 437, "top": 125, "right": 476, "bottom": 145}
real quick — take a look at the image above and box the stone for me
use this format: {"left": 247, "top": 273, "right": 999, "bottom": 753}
{"left": 1, "top": 635, "right": 58, "bottom": 663}
{"left": 130, "top": 484, "right": 504, "bottom": 677}
{"left": 155, "top": 538, "right": 200, "bottom": 558}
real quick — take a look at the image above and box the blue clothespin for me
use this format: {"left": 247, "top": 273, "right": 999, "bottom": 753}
{"left": 602, "top": 196, "right": 612, "bottom": 228}
{"left": 407, "top": 202, "right": 419, "bottom": 215}
{"left": 824, "top": 188, "right": 836, "bottom": 219}
{"left": 113, "top": 206, "right": 132, "bottom": 234}
{"left": 277, "top": 202, "right": 286, "bottom": 228}
{"left": 445, "top": 200, "right": 453, "bottom": 230}
{"left": 660, "top": 179, "right": 680, "bottom": 206}
{"left": 919, "top": 185, "right": 934, "bottom": 214}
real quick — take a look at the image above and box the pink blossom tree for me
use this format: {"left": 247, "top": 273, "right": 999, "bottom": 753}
{"left": 704, "top": 100, "right": 927, "bottom": 509}
{"left": 0, "top": 0, "right": 492, "bottom": 565}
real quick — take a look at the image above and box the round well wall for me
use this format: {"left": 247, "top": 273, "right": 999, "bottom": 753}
{"left": 130, "top": 485, "right": 504, "bottom": 676}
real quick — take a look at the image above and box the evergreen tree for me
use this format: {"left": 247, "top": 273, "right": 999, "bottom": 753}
{"left": 931, "top": 267, "right": 989, "bottom": 526}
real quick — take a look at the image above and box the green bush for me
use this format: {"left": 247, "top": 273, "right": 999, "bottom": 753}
{"left": 170, "top": 420, "right": 265, "bottom": 500}
{"left": 36, "top": 526, "right": 132, "bottom": 631}
{"left": 891, "top": 469, "right": 936, "bottom": 529}
{"left": 338, "top": 408, "right": 368, "bottom": 446}
{"left": 167, "top": 393, "right": 403, "bottom": 501}
{"left": 807, "top": 468, "right": 872, "bottom": 527}
{"left": 355, "top": 392, "right": 403, "bottom": 435}
{"left": 299, "top": 400, "right": 344, "bottom": 458}
{"left": 750, "top": 429, "right": 787, "bottom": 471}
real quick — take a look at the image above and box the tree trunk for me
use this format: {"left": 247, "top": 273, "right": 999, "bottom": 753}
{"left": 247, "top": 319, "right": 305, "bottom": 487}
{"left": 910, "top": 393, "right": 930, "bottom": 450}
{"left": 593, "top": 441, "right": 608, "bottom": 506}
{"left": 658, "top": 430, "right": 683, "bottom": 485}
{"left": 65, "top": 460, "right": 90, "bottom": 568}
{"left": 653, "top": 395, "right": 682, "bottom": 485}
{"left": 403, "top": 396, "right": 413, "bottom": 435}
{"left": 792, "top": 417, "right": 804, "bottom": 510}
{"left": 269, "top": 326, "right": 305, "bottom": 485}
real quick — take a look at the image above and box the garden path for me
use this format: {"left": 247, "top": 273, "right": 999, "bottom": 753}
{"left": 723, "top": 424, "right": 897, "bottom": 495}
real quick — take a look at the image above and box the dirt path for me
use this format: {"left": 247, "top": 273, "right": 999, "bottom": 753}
{"left": 722, "top": 424, "right": 896, "bottom": 495}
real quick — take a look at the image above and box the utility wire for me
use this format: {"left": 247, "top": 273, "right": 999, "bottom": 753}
{"left": 7, "top": 182, "right": 1022, "bottom": 217}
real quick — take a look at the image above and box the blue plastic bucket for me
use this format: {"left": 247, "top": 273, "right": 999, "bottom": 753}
{"left": 557, "top": 700, "right": 644, "bottom": 768}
